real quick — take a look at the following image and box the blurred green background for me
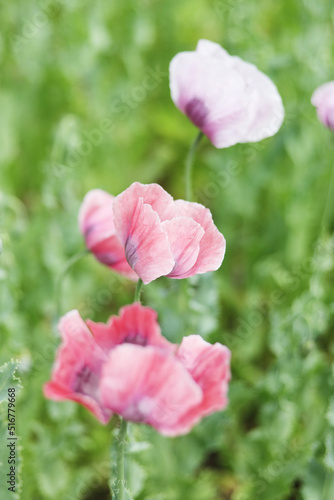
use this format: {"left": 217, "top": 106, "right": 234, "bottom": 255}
{"left": 1, "top": 0, "right": 334, "bottom": 499}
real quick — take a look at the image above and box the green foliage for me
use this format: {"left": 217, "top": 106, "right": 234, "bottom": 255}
{"left": 0, "top": 361, "right": 22, "bottom": 500}
{"left": 1, "top": 0, "right": 334, "bottom": 499}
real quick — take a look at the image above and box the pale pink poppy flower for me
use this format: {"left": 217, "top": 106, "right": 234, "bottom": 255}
{"left": 112, "top": 182, "right": 226, "bottom": 284}
{"left": 311, "top": 81, "right": 334, "bottom": 131}
{"left": 169, "top": 39, "right": 284, "bottom": 148}
{"left": 79, "top": 189, "right": 138, "bottom": 280}
{"left": 44, "top": 304, "right": 231, "bottom": 436}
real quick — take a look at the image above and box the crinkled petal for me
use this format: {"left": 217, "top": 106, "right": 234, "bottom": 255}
{"left": 86, "top": 303, "right": 174, "bottom": 354}
{"left": 161, "top": 217, "right": 204, "bottom": 278}
{"left": 100, "top": 344, "right": 203, "bottom": 436}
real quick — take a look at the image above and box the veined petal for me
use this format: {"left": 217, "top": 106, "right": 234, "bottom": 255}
{"left": 124, "top": 198, "right": 174, "bottom": 284}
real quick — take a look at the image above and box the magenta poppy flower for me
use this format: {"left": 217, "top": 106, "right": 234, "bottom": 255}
{"left": 169, "top": 39, "right": 284, "bottom": 148}
{"left": 44, "top": 304, "right": 231, "bottom": 436}
{"left": 311, "top": 81, "right": 334, "bottom": 131}
{"left": 112, "top": 182, "right": 226, "bottom": 284}
{"left": 79, "top": 189, "right": 138, "bottom": 280}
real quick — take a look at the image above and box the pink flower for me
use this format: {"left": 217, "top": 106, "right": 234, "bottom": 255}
{"left": 112, "top": 182, "right": 226, "bottom": 284}
{"left": 169, "top": 39, "right": 284, "bottom": 148}
{"left": 44, "top": 304, "right": 231, "bottom": 436}
{"left": 311, "top": 81, "right": 334, "bottom": 131}
{"left": 79, "top": 189, "right": 138, "bottom": 280}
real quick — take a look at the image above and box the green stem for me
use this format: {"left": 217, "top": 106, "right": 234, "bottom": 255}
{"left": 134, "top": 278, "right": 144, "bottom": 303}
{"left": 55, "top": 249, "right": 89, "bottom": 318}
{"left": 117, "top": 418, "right": 127, "bottom": 500}
{"left": 185, "top": 131, "right": 204, "bottom": 201}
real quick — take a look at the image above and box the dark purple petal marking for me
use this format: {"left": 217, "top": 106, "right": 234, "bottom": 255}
{"left": 123, "top": 333, "right": 147, "bottom": 346}
{"left": 125, "top": 236, "right": 138, "bottom": 268}
{"left": 185, "top": 98, "right": 208, "bottom": 128}
{"left": 73, "top": 365, "right": 99, "bottom": 397}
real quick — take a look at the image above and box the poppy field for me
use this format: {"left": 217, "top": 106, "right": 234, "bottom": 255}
{"left": 1, "top": 1, "right": 334, "bottom": 499}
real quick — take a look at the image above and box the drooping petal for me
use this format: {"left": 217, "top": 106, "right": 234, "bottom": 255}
{"left": 86, "top": 303, "right": 174, "bottom": 354}
{"left": 100, "top": 344, "right": 203, "bottom": 436}
{"left": 169, "top": 200, "right": 226, "bottom": 277}
{"left": 43, "top": 310, "right": 112, "bottom": 424}
{"left": 161, "top": 217, "right": 204, "bottom": 278}
{"left": 175, "top": 335, "right": 231, "bottom": 432}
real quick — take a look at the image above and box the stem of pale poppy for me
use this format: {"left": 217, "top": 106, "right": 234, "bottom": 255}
{"left": 55, "top": 249, "right": 89, "bottom": 318}
{"left": 185, "top": 131, "right": 204, "bottom": 201}
{"left": 134, "top": 278, "right": 144, "bottom": 303}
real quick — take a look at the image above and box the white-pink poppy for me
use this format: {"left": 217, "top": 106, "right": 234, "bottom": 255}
{"left": 169, "top": 39, "right": 284, "bottom": 148}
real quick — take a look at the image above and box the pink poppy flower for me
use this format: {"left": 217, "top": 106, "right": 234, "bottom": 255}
{"left": 44, "top": 304, "right": 231, "bottom": 436}
{"left": 79, "top": 189, "right": 138, "bottom": 280}
{"left": 112, "top": 182, "right": 226, "bottom": 284}
{"left": 311, "top": 81, "right": 334, "bottom": 131}
{"left": 169, "top": 39, "right": 284, "bottom": 148}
